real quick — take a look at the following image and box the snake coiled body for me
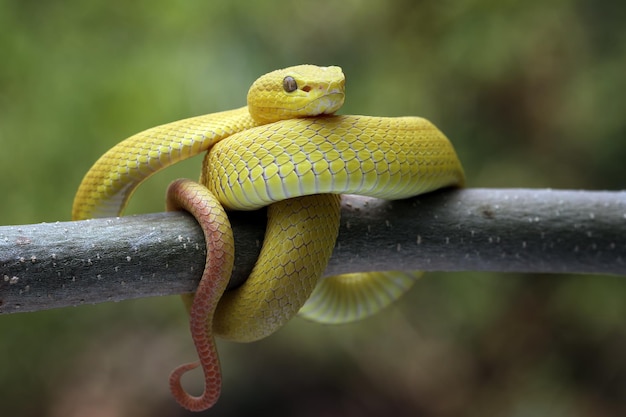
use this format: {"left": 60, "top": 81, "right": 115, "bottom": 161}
{"left": 72, "top": 65, "right": 464, "bottom": 411}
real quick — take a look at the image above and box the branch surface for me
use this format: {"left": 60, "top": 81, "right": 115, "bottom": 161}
{"left": 1, "top": 188, "right": 625, "bottom": 314}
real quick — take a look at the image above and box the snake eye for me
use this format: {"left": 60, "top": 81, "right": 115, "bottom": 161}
{"left": 282, "top": 76, "right": 298, "bottom": 93}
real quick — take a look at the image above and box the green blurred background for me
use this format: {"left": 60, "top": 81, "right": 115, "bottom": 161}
{"left": 1, "top": 0, "right": 625, "bottom": 416}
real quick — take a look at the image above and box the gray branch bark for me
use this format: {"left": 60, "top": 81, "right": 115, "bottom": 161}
{"left": 1, "top": 188, "right": 625, "bottom": 314}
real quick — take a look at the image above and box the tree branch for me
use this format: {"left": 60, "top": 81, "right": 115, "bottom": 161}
{"left": 1, "top": 188, "right": 625, "bottom": 314}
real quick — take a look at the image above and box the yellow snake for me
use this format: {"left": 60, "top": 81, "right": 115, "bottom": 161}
{"left": 72, "top": 65, "right": 465, "bottom": 411}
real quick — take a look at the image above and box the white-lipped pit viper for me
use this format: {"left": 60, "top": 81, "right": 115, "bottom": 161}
{"left": 72, "top": 65, "right": 465, "bottom": 411}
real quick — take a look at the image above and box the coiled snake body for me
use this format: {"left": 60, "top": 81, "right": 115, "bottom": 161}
{"left": 72, "top": 65, "right": 464, "bottom": 411}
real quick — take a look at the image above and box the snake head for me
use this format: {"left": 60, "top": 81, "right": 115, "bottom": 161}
{"left": 247, "top": 65, "right": 345, "bottom": 124}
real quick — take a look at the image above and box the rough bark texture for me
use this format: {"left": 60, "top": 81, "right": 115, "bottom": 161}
{"left": 1, "top": 188, "right": 624, "bottom": 314}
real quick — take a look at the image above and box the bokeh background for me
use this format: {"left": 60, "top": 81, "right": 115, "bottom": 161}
{"left": 1, "top": 0, "right": 625, "bottom": 416}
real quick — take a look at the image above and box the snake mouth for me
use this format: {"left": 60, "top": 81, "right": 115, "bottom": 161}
{"left": 323, "top": 92, "right": 346, "bottom": 114}
{"left": 303, "top": 90, "right": 345, "bottom": 116}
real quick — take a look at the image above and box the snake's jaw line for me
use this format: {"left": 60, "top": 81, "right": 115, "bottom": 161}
{"left": 320, "top": 92, "right": 346, "bottom": 115}
{"left": 296, "top": 93, "right": 345, "bottom": 118}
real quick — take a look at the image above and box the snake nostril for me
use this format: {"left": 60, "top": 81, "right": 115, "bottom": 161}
{"left": 302, "top": 85, "right": 312, "bottom": 92}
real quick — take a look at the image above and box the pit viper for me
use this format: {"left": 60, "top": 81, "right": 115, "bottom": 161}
{"left": 72, "top": 65, "right": 465, "bottom": 411}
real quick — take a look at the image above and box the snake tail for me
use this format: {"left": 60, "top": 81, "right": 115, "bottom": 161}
{"left": 165, "top": 179, "right": 235, "bottom": 411}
